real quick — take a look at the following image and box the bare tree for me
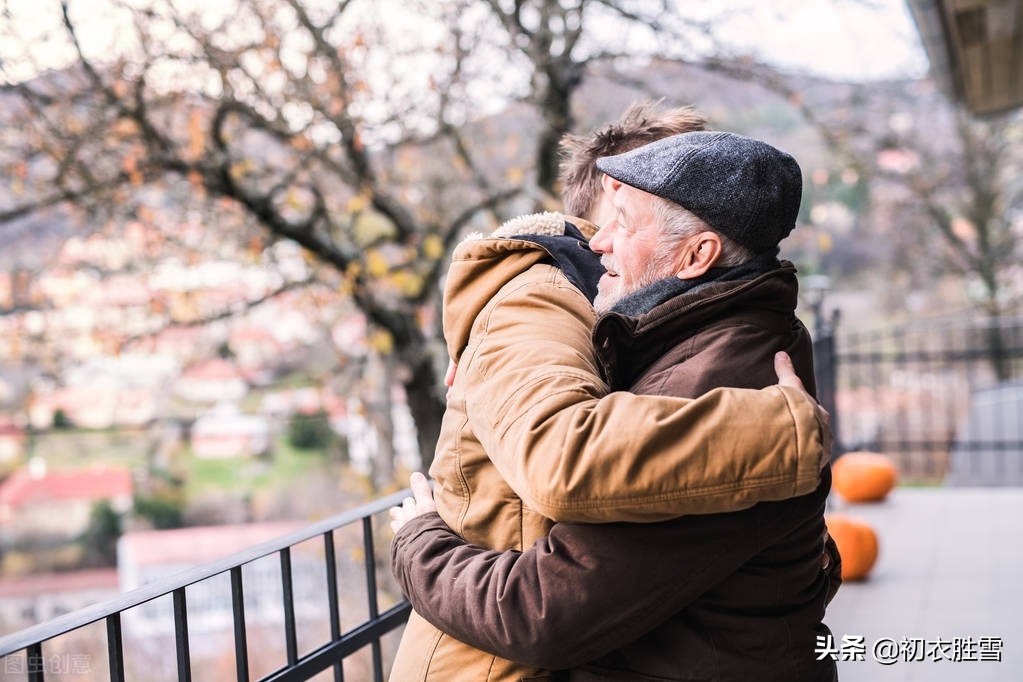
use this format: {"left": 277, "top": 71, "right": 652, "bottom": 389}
{"left": 0, "top": 0, "right": 767, "bottom": 472}
{"left": 1, "top": 0, "right": 533, "bottom": 470}
{"left": 7, "top": 0, "right": 1017, "bottom": 472}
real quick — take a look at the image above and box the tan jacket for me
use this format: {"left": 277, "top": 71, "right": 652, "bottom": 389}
{"left": 389, "top": 213, "right": 830, "bottom": 682}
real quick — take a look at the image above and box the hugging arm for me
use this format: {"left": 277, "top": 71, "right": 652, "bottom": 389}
{"left": 390, "top": 510, "right": 761, "bottom": 669}
{"left": 463, "top": 281, "right": 830, "bottom": 522}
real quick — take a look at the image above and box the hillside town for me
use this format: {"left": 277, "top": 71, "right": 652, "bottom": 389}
{"left": 0, "top": 220, "right": 422, "bottom": 637}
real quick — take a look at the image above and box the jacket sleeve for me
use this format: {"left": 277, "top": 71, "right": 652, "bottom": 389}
{"left": 460, "top": 272, "right": 830, "bottom": 522}
{"left": 391, "top": 511, "right": 759, "bottom": 670}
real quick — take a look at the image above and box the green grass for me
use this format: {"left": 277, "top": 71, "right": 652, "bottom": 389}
{"left": 24, "top": 428, "right": 149, "bottom": 471}
{"left": 184, "top": 438, "right": 330, "bottom": 496}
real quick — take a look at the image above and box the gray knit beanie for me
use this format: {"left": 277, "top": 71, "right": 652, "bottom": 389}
{"left": 595, "top": 131, "right": 802, "bottom": 254}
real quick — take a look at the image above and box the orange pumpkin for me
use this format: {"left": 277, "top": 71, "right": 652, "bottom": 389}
{"left": 832, "top": 451, "right": 898, "bottom": 503}
{"left": 825, "top": 514, "right": 879, "bottom": 581}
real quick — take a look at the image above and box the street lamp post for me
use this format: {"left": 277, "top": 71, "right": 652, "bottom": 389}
{"left": 802, "top": 274, "right": 842, "bottom": 458}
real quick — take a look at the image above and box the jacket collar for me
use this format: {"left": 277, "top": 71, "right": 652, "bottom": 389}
{"left": 443, "top": 213, "right": 602, "bottom": 363}
{"left": 593, "top": 262, "right": 801, "bottom": 388}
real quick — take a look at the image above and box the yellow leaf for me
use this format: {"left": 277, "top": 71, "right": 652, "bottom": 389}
{"left": 354, "top": 209, "right": 396, "bottom": 245}
{"left": 390, "top": 270, "right": 423, "bottom": 297}
{"left": 347, "top": 193, "right": 369, "bottom": 213}
{"left": 112, "top": 117, "right": 137, "bottom": 137}
{"left": 365, "top": 250, "right": 388, "bottom": 278}
{"left": 368, "top": 329, "right": 393, "bottom": 354}
{"left": 230, "top": 159, "right": 253, "bottom": 177}
{"left": 286, "top": 189, "right": 306, "bottom": 211}
{"left": 422, "top": 234, "right": 443, "bottom": 260}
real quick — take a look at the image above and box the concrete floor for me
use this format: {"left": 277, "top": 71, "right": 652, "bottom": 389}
{"left": 824, "top": 487, "right": 1023, "bottom": 681}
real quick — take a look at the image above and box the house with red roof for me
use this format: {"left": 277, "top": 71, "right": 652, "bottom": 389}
{"left": 174, "top": 358, "right": 247, "bottom": 404}
{"left": 0, "top": 568, "right": 119, "bottom": 635}
{"left": 0, "top": 461, "right": 133, "bottom": 542}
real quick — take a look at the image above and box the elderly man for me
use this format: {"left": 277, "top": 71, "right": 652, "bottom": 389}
{"left": 391, "top": 131, "right": 839, "bottom": 682}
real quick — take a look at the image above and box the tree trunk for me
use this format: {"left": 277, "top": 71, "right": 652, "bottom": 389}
{"left": 402, "top": 353, "right": 446, "bottom": 472}
{"left": 368, "top": 351, "right": 397, "bottom": 490}
{"left": 984, "top": 305, "right": 1011, "bottom": 382}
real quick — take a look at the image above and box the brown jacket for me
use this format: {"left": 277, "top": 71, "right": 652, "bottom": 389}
{"left": 389, "top": 216, "right": 832, "bottom": 681}
{"left": 392, "top": 265, "right": 838, "bottom": 681}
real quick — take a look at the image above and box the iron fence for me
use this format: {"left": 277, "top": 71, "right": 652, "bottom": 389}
{"left": 6, "top": 313, "right": 1023, "bottom": 681}
{"left": 0, "top": 490, "right": 412, "bottom": 682}
{"left": 816, "top": 314, "right": 1023, "bottom": 484}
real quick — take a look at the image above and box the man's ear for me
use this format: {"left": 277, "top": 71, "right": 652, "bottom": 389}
{"left": 600, "top": 174, "right": 622, "bottom": 194}
{"left": 675, "top": 232, "right": 723, "bottom": 280}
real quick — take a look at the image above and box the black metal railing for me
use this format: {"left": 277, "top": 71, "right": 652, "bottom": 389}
{"left": 0, "top": 490, "right": 412, "bottom": 682}
{"left": 815, "top": 313, "right": 1023, "bottom": 483}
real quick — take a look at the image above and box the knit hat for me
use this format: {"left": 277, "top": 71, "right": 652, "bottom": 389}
{"left": 595, "top": 131, "right": 802, "bottom": 254}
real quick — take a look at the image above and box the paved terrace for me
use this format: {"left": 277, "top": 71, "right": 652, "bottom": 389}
{"left": 825, "top": 487, "right": 1023, "bottom": 681}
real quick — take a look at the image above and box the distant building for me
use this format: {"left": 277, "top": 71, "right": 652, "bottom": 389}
{"left": 127, "top": 325, "right": 214, "bottom": 365}
{"left": 340, "top": 388, "right": 421, "bottom": 475}
{"left": 117, "top": 522, "right": 320, "bottom": 640}
{"left": 27, "top": 385, "right": 156, "bottom": 430}
{"left": 174, "top": 358, "right": 247, "bottom": 404}
{"left": 0, "top": 462, "right": 133, "bottom": 542}
{"left": 0, "top": 568, "right": 119, "bottom": 636}
{"left": 228, "top": 326, "right": 288, "bottom": 384}
{"left": 190, "top": 404, "right": 270, "bottom": 458}
{"left": 0, "top": 422, "right": 26, "bottom": 465}
{"left": 36, "top": 268, "right": 98, "bottom": 309}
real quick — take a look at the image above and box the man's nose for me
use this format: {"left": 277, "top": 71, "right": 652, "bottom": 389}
{"left": 588, "top": 225, "right": 610, "bottom": 253}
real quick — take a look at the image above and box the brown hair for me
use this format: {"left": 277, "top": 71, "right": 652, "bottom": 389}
{"left": 558, "top": 100, "right": 708, "bottom": 220}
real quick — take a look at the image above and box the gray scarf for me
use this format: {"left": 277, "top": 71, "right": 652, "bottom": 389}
{"left": 610, "top": 253, "right": 780, "bottom": 317}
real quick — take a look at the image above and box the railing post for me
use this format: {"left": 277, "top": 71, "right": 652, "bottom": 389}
{"left": 106, "top": 613, "right": 125, "bottom": 682}
{"left": 27, "top": 642, "right": 44, "bottom": 682}
{"left": 280, "top": 548, "right": 299, "bottom": 666}
{"left": 324, "top": 531, "right": 344, "bottom": 682}
{"left": 362, "top": 516, "right": 384, "bottom": 682}
{"left": 813, "top": 309, "right": 842, "bottom": 458}
{"left": 230, "top": 566, "right": 250, "bottom": 682}
{"left": 173, "top": 588, "right": 192, "bottom": 682}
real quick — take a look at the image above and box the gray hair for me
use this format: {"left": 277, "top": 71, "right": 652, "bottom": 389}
{"left": 650, "top": 196, "right": 754, "bottom": 271}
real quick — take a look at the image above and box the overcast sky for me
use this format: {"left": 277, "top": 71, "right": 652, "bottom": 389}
{"left": 0, "top": 0, "right": 930, "bottom": 84}
{"left": 695, "top": 0, "right": 929, "bottom": 80}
